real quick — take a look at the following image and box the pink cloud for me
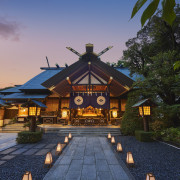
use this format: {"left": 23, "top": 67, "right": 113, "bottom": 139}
{"left": 0, "top": 17, "right": 20, "bottom": 41}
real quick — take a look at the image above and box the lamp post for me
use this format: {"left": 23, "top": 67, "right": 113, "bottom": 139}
{"left": 132, "top": 99, "right": 155, "bottom": 132}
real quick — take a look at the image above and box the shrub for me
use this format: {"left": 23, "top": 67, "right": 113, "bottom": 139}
{"left": 121, "top": 91, "right": 143, "bottom": 135}
{"left": 161, "top": 127, "right": 180, "bottom": 144}
{"left": 135, "top": 130, "right": 154, "bottom": 142}
{"left": 151, "top": 120, "right": 165, "bottom": 139}
{"left": 16, "top": 131, "right": 43, "bottom": 144}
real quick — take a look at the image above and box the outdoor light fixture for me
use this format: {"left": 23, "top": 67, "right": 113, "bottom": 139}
{"left": 112, "top": 110, "right": 118, "bottom": 118}
{"left": 146, "top": 173, "right": 155, "bottom": 180}
{"left": 139, "top": 106, "right": 151, "bottom": 116}
{"left": 111, "top": 136, "right": 115, "bottom": 144}
{"left": 22, "top": 171, "right": 32, "bottom": 180}
{"left": 62, "top": 110, "right": 67, "bottom": 118}
{"left": 117, "top": 142, "right": 123, "bottom": 152}
{"left": 44, "top": 152, "right": 53, "bottom": 167}
{"left": 64, "top": 136, "right": 69, "bottom": 144}
{"left": 68, "top": 133, "right": 72, "bottom": 139}
{"left": 56, "top": 143, "right": 62, "bottom": 155}
{"left": 108, "top": 133, "right": 111, "bottom": 139}
{"left": 126, "top": 152, "right": 134, "bottom": 166}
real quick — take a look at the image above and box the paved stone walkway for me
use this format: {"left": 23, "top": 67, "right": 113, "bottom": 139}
{"left": 44, "top": 137, "right": 133, "bottom": 180}
{"left": 0, "top": 133, "right": 17, "bottom": 152}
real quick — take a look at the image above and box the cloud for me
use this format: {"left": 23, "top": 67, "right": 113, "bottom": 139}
{"left": 0, "top": 17, "right": 20, "bottom": 41}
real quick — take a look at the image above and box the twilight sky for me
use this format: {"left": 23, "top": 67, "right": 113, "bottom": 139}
{"left": 0, "top": 0, "right": 144, "bottom": 88}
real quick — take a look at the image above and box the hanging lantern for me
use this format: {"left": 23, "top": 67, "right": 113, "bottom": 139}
{"left": 44, "top": 152, "right": 53, "bottom": 167}
{"left": 112, "top": 110, "right": 118, "bottom": 118}
{"left": 56, "top": 143, "right": 62, "bottom": 155}
{"left": 68, "top": 133, "right": 72, "bottom": 139}
{"left": 126, "top": 152, "right": 134, "bottom": 166}
{"left": 111, "top": 136, "right": 115, "bottom": 144}
{"left": 117, "top": 142, "right": 123, "bottom": 152}
{"left": 64, "top": 136, "right": 69, "bottom": 144}
{"left": 22, "top": 171, "right": 32, "bottom": 180}
{"left": 108, "top": 133, "right": 111, "bottom": 139}
{"left": 146, "top": 173, "right": 155, "bottom": 180}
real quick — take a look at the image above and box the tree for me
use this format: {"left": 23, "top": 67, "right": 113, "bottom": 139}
{"left": 122, "top": 7, "right": 180, "bottom": 127}
{"left": 131, "top": 0, "right": 177, "bottom": 26}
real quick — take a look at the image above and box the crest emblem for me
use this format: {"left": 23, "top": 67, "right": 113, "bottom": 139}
{"left": 74, "top": 96, "right": 83, "bottom": 105}
{"left": 97, "top": 96, "right": 106, "bottom": 105}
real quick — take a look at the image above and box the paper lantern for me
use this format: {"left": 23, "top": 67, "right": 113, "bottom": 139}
{"left": 62, "top": 110, "right": 67, "bottom": 118}
{"left": 64, "top": 136, "right": 69, "bottom": 144}
{"left": 146, "top": 173, "right": 155, "bottom": 180}
{"left": 117, "top": 142, "right": 123, "bottom": 152}
{"left": 22, "top": 171, "right": 32, "bottom": 180}
{"left": 108, "top": 133, "right": 111, "bottom": 139}
{"left": 44, "top": 152, "right": 53, "bottom": 167}
{"left": 126, "top": 152, "right": 134, "bottom": 166}
{"left": 68, "top": 133, "right": 72, "bottom": 139}
{"left": 139, "top": 106, "right": 150, "bottom": 116}
{"left": 112, "top": 110, "right": 117, "bottom": 118}
{"left": 56, "top": 143, "right": 62, "bottom": 154}
{"left": 111, "top": 136, "right": 115, "bottom": 144}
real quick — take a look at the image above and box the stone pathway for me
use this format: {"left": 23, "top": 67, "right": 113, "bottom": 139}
{"left": 0, "top": 133, "right": 17, "bottom": 152}
{"left": 44, "top": 137, "right": 133, "bottom": 180}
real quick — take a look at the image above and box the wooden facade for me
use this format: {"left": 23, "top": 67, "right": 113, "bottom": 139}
{"left": 0, "top": 44, "right": 134, "bottom": 126}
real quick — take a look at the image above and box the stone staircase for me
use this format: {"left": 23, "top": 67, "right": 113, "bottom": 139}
{"left": 0, "top": 123, "right": 28, "bottom": 133}
{"left": 42, "top": 126, "right": 121, "bottom": 136}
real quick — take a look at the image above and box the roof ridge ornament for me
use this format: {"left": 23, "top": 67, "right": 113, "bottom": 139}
{"left": 97, "top": 46, "right": 113, "bottom": 57}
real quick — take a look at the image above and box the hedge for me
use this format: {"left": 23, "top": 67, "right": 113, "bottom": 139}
{"left": 16, "top": 131, "right": 43, "bottom": 144}
{"left": 135, "top": 130, "right": 154, "bottom": 142}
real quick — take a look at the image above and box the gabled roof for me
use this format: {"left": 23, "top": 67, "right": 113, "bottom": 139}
{"left": 2, "top": 93, "right": 48, "bottom": 100}
{"left": 0, "top": 99, "right": 8, "bottom": 106}
{"left": 20, "top": 69, "right": 62, "bottom": 90}
{"left": 42, "top": 48, "right": 134, "bottom": 97}
{"left": 0, "top": 85, "right": 21, "bottom": 94}
{"left": 21, "top": 99, "right": 47, "bottom": 108}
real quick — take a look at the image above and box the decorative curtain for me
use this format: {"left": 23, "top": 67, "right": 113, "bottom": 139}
{"left": 70, "top": 92, "right": 110, "bottom": 109}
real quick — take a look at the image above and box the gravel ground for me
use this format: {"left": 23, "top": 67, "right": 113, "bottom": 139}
{"left": 110, "top": 136, "right": 180, "bottom": 180}
{"left": 0, "top": 134, "right": 66, "bottom": 180}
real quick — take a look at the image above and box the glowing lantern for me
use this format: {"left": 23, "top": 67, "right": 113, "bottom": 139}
{"left": 126, "top": 152, "right": 134, "bottom": 166}
{"left": 62, "top": 110, "right": 67, "bottom": 118}
{"left": 22, "top": 171, "right": 32, "bottom": 180}
{"left": 64, "top": 136, "right": 69, "bottom": 144}
{"left": 68, "top": 133, "right": 72, "bottom": 139}
{"left": 108, "top": 133, "right": 111, "bottom": 139}
{"left": 56, "top": 143, "right": 62, "bottom": 155}
{"left": 112, "top": 110, "right": 118, "bottom": 118}
{"left": 44, "top": 152, "right": 53, "bottom": 167}
{"left": 111, "top": 136, "right": 115, "bottom": 144}
{"left": 139, "top": 106, "right": 150, "bottom": 116}
{"left": 146, "top": 173, "right": 155, "bottom": 180}
{"left": 117, "top": 143, "right": 123, "bottom": 152}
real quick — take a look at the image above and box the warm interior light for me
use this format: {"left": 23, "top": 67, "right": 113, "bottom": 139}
{"left": 68, "top": 133, "right": 72, "bottom": 139}
{"left": 139, "top": 106, "right": 150, "bottom": 116}
{"left": 108, "top": 133, "right": 111, "bottom": 139}
{"left": 44, "top": 152, "right": 53, "bottom": 166}
{"left": 19, "top": 108, "right": 28, "bottom": 117}
{"left": 64, "top": 136, "right": 69, "bottom": 143}
{"left": 112, "top": 110, "right": 117, "bottom": 118}
{"left": 126, "top": 152, "right": 134, "bottom": 165}
{"left": 56, "top": 143, "right": 62, "bottom": 154}
{"left": 22, "top": 171, "right": 32, "bottom": 180}
{"left": 117, "top": 142, "right": 123, "bottom": 152}
{"left": 62, "top": 110, "right": 67, "bottom": 118}
{"left": 111, "top": 136, "right": 115, "bottom": 144}
{"left": 146, "top": 173, "right": 155, "bottom": 180}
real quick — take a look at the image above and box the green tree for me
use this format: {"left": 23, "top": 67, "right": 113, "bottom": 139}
{"left": 131, "top": 0, "right": 177, "bottom": 26}
{"left": 122, "top": 8, "right": 180, "bottom": 128}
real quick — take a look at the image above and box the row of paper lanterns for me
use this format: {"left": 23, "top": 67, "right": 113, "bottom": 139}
{"left": 22, "top": 133, "right": 72, "bottom": 180}
{"left": 108, "top": 133, "right": 155, "bottom": 180}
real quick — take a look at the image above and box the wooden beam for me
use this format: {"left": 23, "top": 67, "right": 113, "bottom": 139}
{"left": 66, "top": 77, "right": 71, "bottom": 85}
{"left": 108, "top": 76, "right": 113, "bottom": 84}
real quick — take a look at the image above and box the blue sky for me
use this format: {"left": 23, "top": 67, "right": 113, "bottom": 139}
{"left": 0, "top": 0, "right": 146, "bottom": 88}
